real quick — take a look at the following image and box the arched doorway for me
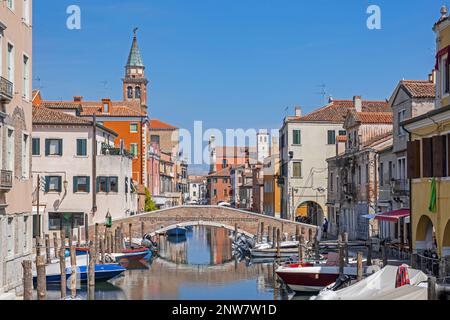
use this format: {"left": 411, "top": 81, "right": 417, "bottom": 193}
{"left": 443, "top": 220, "right": 450, "bottom": 257}
{"left": 415, "top": 215, "right": 436, "bottom": 252}
{"left": 295, "top": 201, "right": 324, "bottom": 227}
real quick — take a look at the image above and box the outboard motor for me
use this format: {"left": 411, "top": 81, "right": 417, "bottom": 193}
{"left": 329, "top": 275, "right": 352, "bottom": 291}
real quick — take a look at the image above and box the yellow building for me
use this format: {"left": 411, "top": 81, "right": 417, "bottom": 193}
{"left": 402, "top": 6, "right": 450, "bottom": 258}
{"left": 263, "top": 154, "right": 281, "bottom": 218}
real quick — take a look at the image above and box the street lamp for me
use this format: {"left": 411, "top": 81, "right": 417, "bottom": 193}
{"left": 105, "top": 209, "right": 112, "bottom": 228}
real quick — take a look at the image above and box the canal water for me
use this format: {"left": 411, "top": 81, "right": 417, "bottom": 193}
{"left": 43, "top": 226, "right": 309, "bottom": 300}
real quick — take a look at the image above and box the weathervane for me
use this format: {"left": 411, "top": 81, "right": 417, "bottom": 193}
{"left": 133, "top": 27, "right": 138, "bottom": 36}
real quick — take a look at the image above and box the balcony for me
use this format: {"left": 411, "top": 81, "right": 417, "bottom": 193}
{"left": 391, "top": 179, "right": 409, "bottom": 196}
{"left": 0, "top": 77, "right": 13, "bottom": 103}
{"left": 0, "top": 170, "right": 13, "bottom": 191}
{"left": 100, "top": 144, "right": 133, "bottom": 159}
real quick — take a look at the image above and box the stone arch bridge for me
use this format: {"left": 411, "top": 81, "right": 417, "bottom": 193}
{"left": 92, "top": 206, "right": 319, "bottom": 241}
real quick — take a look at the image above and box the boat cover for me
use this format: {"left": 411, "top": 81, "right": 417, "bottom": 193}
{"left": 312, "top": 265, "right": 428, "bottom": 300}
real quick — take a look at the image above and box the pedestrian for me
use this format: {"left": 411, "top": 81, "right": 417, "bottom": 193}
{"left": 322, "top": 218, "right": 329, "bottom": 240}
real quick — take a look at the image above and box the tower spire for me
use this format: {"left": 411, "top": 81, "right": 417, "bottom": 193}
{"left": 126, "top": 28, "right": 144, "bottom": 67}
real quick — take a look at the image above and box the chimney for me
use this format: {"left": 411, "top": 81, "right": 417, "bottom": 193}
{"left": 429, "top": 70, "right": 437, "bottom": 84}
{"left": 74, "top": 96, "right": 83, "bottom": 102}
{"left": 295, "top": 106, "right": 302, "bottom": 117}
{"left": 101, "top": 98, "right": 112, "bottom": 113}
{"left": 353, "top": 96, "right": 362, "bottom": 112}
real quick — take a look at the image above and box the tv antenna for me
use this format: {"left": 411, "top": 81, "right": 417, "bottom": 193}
{"left": 33, "top": 76, "right": 45, "bottom": 90}
{"left": 316, "top": 84, "right": 328, "bottom": 105}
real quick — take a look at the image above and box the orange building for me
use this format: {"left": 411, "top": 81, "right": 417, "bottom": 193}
{"left": 207, "top": 167, "right": 232, "bottom": 205}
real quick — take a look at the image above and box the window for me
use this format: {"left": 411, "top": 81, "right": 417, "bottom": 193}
{"left": 127, "top": 86, "right": 133, "bottom": 99}
{"left": 22, "top": 133, "right": 30, "bottom": 179}
{"left": 213, "top": 189, "right": 217, "bottom": 197}
{"left": 46, "top": 176, "right": 62, "bottom": 193}
{"left": 49, "top": 213, "right": 84, "bottom": 231}
{"left": 388, "top": 161, "right": 393, "bottom": 181}
{"left": 135, "top": 86, "right": 141, "bottom": 99}
{"left": 365, "top": 164, "right": 369, "bottom": 184}
{"left": 32, "top": 138, "right": 40, "bottom": 156}
{"left": 330, "top": 173, "right": 334, "bottom": 191}
{"left": 7, "top": 43, "right": 14, "bottom": 84}
{"left": 23, "top": 0, "right": 30, "bottom": 24}
{"left": 444, "top": 58, "right": 450, "bottom": 95}
{"left": 379, "top": 162, "right": 384, "bottom": 186}
{"left": 109, "top": 176, "right": 119, "bottom": 193}
{"left": 222, "top": 159, "right": 228, "bottom": 168}
{"left": 103, "top": 103, "right": 109, "bottom": 113}
{"left": 193, "top": 191, "right": 197, "bottom": 197}
{"left": 125, "top": 177, "right": 129, "bottom": 193}
{"left": 130, "top": 123, "right": 138, "bottom": 133}
{"left": 151, "top": 135, "right": 160, "bottom": 145}
{"left": 73, "top": 176, "right": 90, "bottom": 193}
{"left": 398, "top": 158, "right": 407, "bottom": 180}
{"left": 339, "top": 130, "right": 347, "bottom": 136}
{"left": 7, "top": 0, "right": 14, "bottom": 10}
{"left": 76, "top": 139, "right": 87, "bottom": 156}
{"left": 398, "top": 110, "right": 406, "bottom": 136}
{"left": 6, "top": 128, "right": 14, "bottom": 172}
{"left": 23, "top": 55, "right": 30, "bottom": 100}
{"left": 293, "top": 161, "right": 302, "bottom": 178}
{"left": 293, "top": 130, "right": 301, "bottom": 145}
{"left": 358, "top": 165, "right": 362, "bottom": 185}
{"left": 327, "top": 130, "right": 336, "bottom": 145}
{"left": 130, "top": 143, "right": 138, "bottom": 158}
{"left": 97, "top": 176, "right": 108, "bottom": 193}
{"left": 213, "top": 178, "right": 218, "bottom": 183}
{"left": 23, "top": 216, "right": 29, "bottom": 251}
{"left": 45, "top": 139, "right": 63, "bottom": 156}
{"left": 223, "top": 178, "right": 228, "bottom": 184}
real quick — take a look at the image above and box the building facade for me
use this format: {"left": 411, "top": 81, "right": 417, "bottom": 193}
{"left": 207, "top": 167, "right": 232, "bottom": 205}
{"left": 263, "top": 154, "right": 281, "bottom": 218}
{"left": 0, "top": 0, "right": 33, "bottom": 299}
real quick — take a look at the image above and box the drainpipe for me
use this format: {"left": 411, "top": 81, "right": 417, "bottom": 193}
{"left": 402, "top": 123, "right": 413, "bottom": 252}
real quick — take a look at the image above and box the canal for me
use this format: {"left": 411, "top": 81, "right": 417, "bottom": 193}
{"left": 44, "top": 226, "right": 304, "bottom": 300}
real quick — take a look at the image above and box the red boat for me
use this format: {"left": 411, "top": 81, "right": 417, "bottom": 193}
{"left": 276, "top": 263, "right": 358, "bottom": 292}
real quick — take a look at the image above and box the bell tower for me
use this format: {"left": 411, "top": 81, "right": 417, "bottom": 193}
{"left": 123, "top": 28, "right": 149, "bottom": 113}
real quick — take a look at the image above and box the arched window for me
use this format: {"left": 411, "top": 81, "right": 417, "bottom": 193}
{"left": 127, "top": 86, "right": 133, "bottom": 99}
{"left": 135, "top": 86, "right": 141, "bottom": 99}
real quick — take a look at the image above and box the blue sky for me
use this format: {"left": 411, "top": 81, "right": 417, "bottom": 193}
{"left": 34, "top": 1, "right": 439, "bottom": 139}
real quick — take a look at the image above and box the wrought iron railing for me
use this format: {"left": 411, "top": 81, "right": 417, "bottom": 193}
{"left": 100, "top": 143, "right": 133, "bottom": 158}
{"left": 391, "top": 179, "right": 409, "bottom": 196}
{"left": 0, "top": 170, "right": 13, "bottom": 189}
{"left": 0, "top": 77, "right": 13, "bottom": 101}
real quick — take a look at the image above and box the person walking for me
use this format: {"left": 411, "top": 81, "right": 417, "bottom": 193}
{"left": 322, "top": 218, "right": 329, "bottom": 240}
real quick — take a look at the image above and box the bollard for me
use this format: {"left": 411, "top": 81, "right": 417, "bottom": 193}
{"left": 428, "top": 276, "right": 437, "bottom": 300}
{"left": 276, "top": 228, "right": 281, "bottom": 259}
{"left": 77, "top": 226, "right": 81, "bottom": 247}
{"left": 53, "top": 233, "right": 59, "bottom": 259}
{"left": 59, "top": 242, "right": 67, "bottom": 299}
{"left": 70, "top": 246, "right": 77, "bottom": 298}
{"left": 21, "top": 260, "right": 33, "bottom": 300}
{"left": 356, "top": 252, "right": 363, "bottom": 281}
{"left": 36, "top": 255, "right": 47, "bottom": 300}
{"left": 88, "top": 241, "right": 96, "bottom": 299}
{"left": 45, "top": 234, "right": 51, "bottom": 264}
{"left": 129, "top": 223, "right": 133, "bottom": 248}
{"left": 343, "top": 232, "right": 349, "bottom": 264}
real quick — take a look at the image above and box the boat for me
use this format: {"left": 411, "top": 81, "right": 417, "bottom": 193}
{"left": 276, "top": 263, "right": 360, "bottom": 292}
{"left": 253, "top": 241, "right": 300, "bottom": 250}
{"left": 311, "top": 265, "right": 428, "bottom": 300}
{"left": 112, "top": 247, "right": 151, "bottom": 262}
{"left": 250, "top": 247, "right": 300, "bottom": 258}
{"left": 166, "top": 226, "right": 187, "bottom": 237}
{"left": 32, "top": 255, "right": 126, "bottom": 285}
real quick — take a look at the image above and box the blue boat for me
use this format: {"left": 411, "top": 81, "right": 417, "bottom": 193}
{"left": 33, "top": 258, "right": 126, "bottom": 286}
{"left": 166, "top": 227, "right": 187, "bottom": 237}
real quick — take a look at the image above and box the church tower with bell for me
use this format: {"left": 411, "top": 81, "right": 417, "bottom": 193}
{"left": 123, "top": 28, "right": 148, "bottom": 113}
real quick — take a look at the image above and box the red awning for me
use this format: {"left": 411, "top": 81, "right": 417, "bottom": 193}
{"left": 375, "top": 209, "right": 410, "bottom": 223}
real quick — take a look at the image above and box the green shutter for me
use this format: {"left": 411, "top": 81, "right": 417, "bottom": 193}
{"left": 57, "top": 177, "right": 62, "bottom": 192}
{"left": 45, "top": 139, "right": 50, "bottom": 156}
{"left": 96, "top": 177, "right": 100, "bottom": 193}
{"left": 59, "top": 139, "right": 63, "bottom": 156}
{"left": 45, "top": 176, "right": 50, "bottom": 192}
{"left": 105, "top": 177, "right": 110, "bottom": 193}
{"left": 86, "top": 176, "right": 90, "bottom": 193}
{"left": 73, "top": 176, "right": 78, "bottom": 193}
{"left": 76, "top": 140, "right": 81, "bottom": 156}
{"left": 293, "top": 130, "right": 301, "bottom": 145}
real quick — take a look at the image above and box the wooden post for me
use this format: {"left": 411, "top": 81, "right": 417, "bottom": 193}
{"left": 120, "top": 223, "right": 124, "bottom": 249}
{"left": 45, "top": 234, "right": 51, "bottom": 264}
{"left": 141, "top": 221, "right": 145, "bottom": 238}
{"left": 69, "top": 228, "right": 73, "bottom": 248}
{"left": 112, "top": 230, "right": 116, "bottom": 253}
{"left": 343, "top": 232, "right": 349, "bottom": 264}
{"left": 108, "top": 231, "right": 113, "bottom": 254}
{"left": 295, "top": 226, "right": 300, "bottom": 241}
{"left": 367, "top": 239, "right": 373, "bottom": 266}
{"left": 70, "top": 245, "right": 77, "bottom": 298}
{"left": 59, "top": 243, "right": 67, "bottom": 299}
{"left": 382, "top": 242, "right": 388, "bottom": 266}
{"left": 52, "top": 232, "right": 59, "bottom": 259}
{"left": 36, "top": 255, "right": 46, "bottom": 300}
{"left": 411, "top": 253, "right": 417, "bottom": 269}
{"left": 308, "top": 228, "right": 312, "bottom": 242}
{"left": 272, "top": 227, "right": 276, "bottom": 249}
{"left": 356, "top": 252, "right": 363, "bottom": 281}
{"left": 22, "top": 260, "right": 33, "bottom": 300}
{"left": 267, "top": 225, "right": 272, "bottom": 244}
{"left": 84, "top": 213, "right": 89, "bottom": 244}
{"left": 129, "top": 223, "right": 133, "bottom": 248}
{"left": 35, "top": 236, "right": 41, "bottom": 257}
{"left": 276, "top": 228, "right": 281, "bottom": 259}
{"left": 298, "top": 235, "right": 304, "bottom": 263}
{"left": 77, "top": 226, "right": 81, "bottom": 247}
{"left": 314, "top": 234, "right": 320, "bottom": 262}
{"left": 260, "top": 222, "right": 265, "bottom": 243}
{"left": 234, "top": 223, "right": 238, "bottom": 242}
{"left": 100, "top": 237, "right": 105, "bottom": 264}
{"left": 428, "top": 276, "right": 437, "bottom": 300}
{"left": 94, "top": 223, "right": 99, "bottom": 262}
{"left": 88, "top": 241, "right": 95, "bottom": 299}
{"left": 339, "top": 244, "right": 345, "bottom": 276}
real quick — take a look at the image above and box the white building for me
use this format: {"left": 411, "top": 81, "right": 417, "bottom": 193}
{"left": 279, "top": 98, "right": 390, "bottom": 227}
{"left": 187, "top": 175, "right": 207, "bottom": 203}
{"left": 257, "top": 131, "right": 269, "bottom": 164}
{"left": 32, "top": 106, "right": 137, "bottom": 236}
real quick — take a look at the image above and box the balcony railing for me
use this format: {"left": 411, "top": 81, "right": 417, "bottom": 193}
{"left": 0, "top": 170, "right": 13, "bottom": 190}
{"left": 100, "top": 144, "right": 133, "bottom": 159}
{"left": 0, "top": 77, "right": 13, "bottom": 102}
{"left": 391, "top": 179, "right": 409, "bottom": 196}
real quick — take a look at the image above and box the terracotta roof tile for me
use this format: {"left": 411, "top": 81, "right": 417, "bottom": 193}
{"left": 354, "top": 112, "right": 393, "bottom": 124}
{"left": 287, "top": 99, "right": 390, "bottom": 123}
{"left": 208, "top": 167, "right": 232, "bottom": 178}
{"left": 149, "top": 119, "right": 178, "bottom": 130}
{"left": 401, "top": 80, "right": 436, "bottom": 99}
